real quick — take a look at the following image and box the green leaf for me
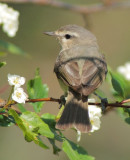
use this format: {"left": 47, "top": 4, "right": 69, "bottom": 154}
{"left": 108, "top": 67, "right": 130, "bottom": 99}
{"left": 41, "top": 113, "right": 56, "bottom": 129}
{"left": 48, "top": 138, "right": 61, "bottom": 155}
{"left": 0, "top": 61, "right": 6, "bottom": 68}
{"left": 41, "top": 113, "right": 63, "bottom": 142}
{"left": 41, "top": 113, "right": 62, "bottom": 154}
{"left": 117, "top": 108, "right": 130, "bottom": 125}
{"left": 0, "top": 40, "right": 27, "bottom": 56}
{"left": 0, "top": 114, "right": 13, "bottom": 127}
{"left": 17, "top": 104, "right": 27, "bottom": 112}
{"left": 110, "top": 71, "right": 125, "bottom": 98}
{"left": 9, "top": 109, "right": 49, "bottom": 149}
{"left": 125, "top": 117, "right": 130, "bottom": 124}
{"left": 62, "top": 139, "right": 95, "bottom": 160}
{"left": 27, "top": 68, "right": 49, "bottom": 112}
{"left": 36, "top": 137, "right": 49, "bottom": 149}
{"left": 21, "top": 111, "right": 54, "bottom": 139}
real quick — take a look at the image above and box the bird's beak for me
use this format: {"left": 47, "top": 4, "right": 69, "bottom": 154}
{"left": 43, "top": 31, "right": 56, "bottom": 36}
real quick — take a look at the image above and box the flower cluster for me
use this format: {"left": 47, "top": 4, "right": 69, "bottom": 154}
{"left": 8, "top": 74, "right": 28, "bottom": 103}
{"left": 0, "top": 3, "right": 19, "bottom": 37}
{"left": 117, "top": 62, "right": 130, "bottom": 80}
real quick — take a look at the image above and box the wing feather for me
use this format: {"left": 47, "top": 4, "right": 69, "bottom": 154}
{"left": 57, "top": 61, "right": 81, "bottom": 87}
{"left": 54, "top": 56, "right": 107, "bottom": 96}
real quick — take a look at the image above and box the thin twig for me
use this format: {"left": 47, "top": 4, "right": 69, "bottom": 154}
{"left": 1, "top": 0, "right": 130, "bottom": 14}
{"left": 26, "top": 97, "right": 60, "bottom": 103}
{"left": 88, "top": 102, "right": 130, "bottom": 108}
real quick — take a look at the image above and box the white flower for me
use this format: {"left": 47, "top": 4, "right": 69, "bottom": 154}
{"left": 7, "top": 74, "right": 28, "bottom": 103}
{"left": 3, "top": 19, "right": 19, "bottom": 37}
{"left": 0, "top": 3, "right": 7, "bottom": 24}
{"left": 12, "top": 87, "right": 28, "bottom": 103}
{"left": 8, "top": 74, "right": 25, "bottom": 88}
{"left": 117, "top": 62, "right": 130, "bottom": 80}
{"left": 0, "top": 3, "right": 19, "bottom": 37}
{"left": 77, "top": 130, "right": 81, "bottom": 142}
{"left": 88, "top": 98, "right": 102, "bottom": 133}
{"left": 89, "top": 104, "right": 102, "bottom": 118}
{"left": 89, "top": 116, "right": 101, "bottom": 133}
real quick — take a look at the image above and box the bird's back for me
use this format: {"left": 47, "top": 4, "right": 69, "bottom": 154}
{"left": 54, "top": 45, "right": 107, "bottom": 97}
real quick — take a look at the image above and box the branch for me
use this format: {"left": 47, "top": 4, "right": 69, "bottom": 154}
{"left": 27, "top": 98, "right": 130, "bottom": 108}
{"left": 0, "top": 97, "right": 130, "bottom": 108}
{"left": 1, "top": 0, "right": 130, "bottom": 14}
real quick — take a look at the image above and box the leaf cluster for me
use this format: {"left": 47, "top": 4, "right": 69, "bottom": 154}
{"left": 108, "top": 68, "right": 130, "bottom": 124}
{"left": 0, "top": 69, "right": 94, "bottom": 160}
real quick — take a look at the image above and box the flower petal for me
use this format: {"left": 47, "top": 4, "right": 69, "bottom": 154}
{"left": 88, "top": 98, "right": 102, "bottom": 133}
{"left": 8, "top": 74, "right": 25, "bottom": 87}
{"left": 12, "top": 87, "right": 28, "bottom": 103}
{"left": 0, "top": 3, "right": 19, "bottom": 37}
{"left": 117, "top": 62, "right": 130, "bottom": 81}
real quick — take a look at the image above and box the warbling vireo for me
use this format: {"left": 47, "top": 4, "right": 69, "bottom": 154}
{"left": 44, "top": 24, "right": 107, "bottom": 133}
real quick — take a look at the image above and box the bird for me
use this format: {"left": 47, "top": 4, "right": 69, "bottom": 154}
{"left": 44, "top": 24, "right": 107, "bottom": 133}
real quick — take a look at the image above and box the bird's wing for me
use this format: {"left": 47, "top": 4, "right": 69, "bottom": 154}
{"left": 55, "top": 61, "right": 81, "bottom": 87}
{"left": 81, "top": 58, "right": 107, "bottom": 95}
{"left": 54, "top": 46, "right": 107, "bottom": 96}
{"left": 54, "top": 57, "right": 107, "bottom": 96}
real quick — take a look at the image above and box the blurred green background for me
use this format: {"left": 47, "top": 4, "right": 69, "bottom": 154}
{"left": 0, "top": 0, "right": 130, "bottom": 160}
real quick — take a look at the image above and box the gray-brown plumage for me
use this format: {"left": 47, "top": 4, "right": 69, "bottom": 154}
{"left": 44, "top": 25, "right": 107, "bottom": 133}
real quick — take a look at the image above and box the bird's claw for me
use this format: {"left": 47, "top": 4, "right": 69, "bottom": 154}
{"left": 59, "top": 95, "right": 66, "bottom": 109}
{"left": 101, "top": 98, "right": 108, "bottom": 113}
{"left": 93, "top": 92, "right": 108, "bottom": 112}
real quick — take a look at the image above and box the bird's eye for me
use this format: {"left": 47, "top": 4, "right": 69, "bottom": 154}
{"left": 65, "top": 34, "right": 71, "bottom": 39}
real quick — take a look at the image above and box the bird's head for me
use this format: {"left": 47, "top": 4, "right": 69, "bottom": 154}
{"left": 44, "top": 24, "right": 98, "bottom": 50}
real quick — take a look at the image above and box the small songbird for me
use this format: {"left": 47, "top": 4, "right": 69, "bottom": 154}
{"left": 44, "top": 25, "right": 107, "bottom": 133}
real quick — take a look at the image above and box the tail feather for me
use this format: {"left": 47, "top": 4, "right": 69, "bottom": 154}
{"left": 74, "top": 102, "right": 91, "bottom": 132}
{"left": 56, "top": 93, "right": 91, "bottom": 133}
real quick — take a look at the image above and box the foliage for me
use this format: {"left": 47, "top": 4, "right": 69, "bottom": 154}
{"left": 0, "top": 69, "right": 97, "bottom": 160}
{"left": 0, "top": 61, "right": 6, "bottom": 68}
{"left": 27, "top": 68, "right": 49, "bottom": 112}
{"left": 0, "top": 67, "right": 130, "bottom": 159}
{"left": 0, "top": 40, "right": 28, "bottom": 56}
{"left": 108, "top": 69, "right": 130, "bottom": 124}
{"left": 62, "top": 139, "right": 95, "bottom": 160}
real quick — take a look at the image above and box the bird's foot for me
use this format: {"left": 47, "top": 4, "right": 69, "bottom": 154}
{"left": 59, "top": 95, "right": 66, "bottom": 109}
{"left": 100, "top": 98, "right": 108, "bottom": 113}
{"left": 94, "top": 92, "right": 108, "bottom": 112}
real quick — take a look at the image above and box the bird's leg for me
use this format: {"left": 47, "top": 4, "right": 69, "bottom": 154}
{"left": 93, "top": 92, "right": 108, "bottom": 112}
{"left": 56, "top": 95, "right": 66, "bottom": 121}
{"left": 59, "top": 95, "right": 66, "bottom": 109}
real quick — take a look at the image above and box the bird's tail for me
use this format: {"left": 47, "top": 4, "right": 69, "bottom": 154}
{"left": 56, "top": 92, "right": 91, "bottom": 133}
